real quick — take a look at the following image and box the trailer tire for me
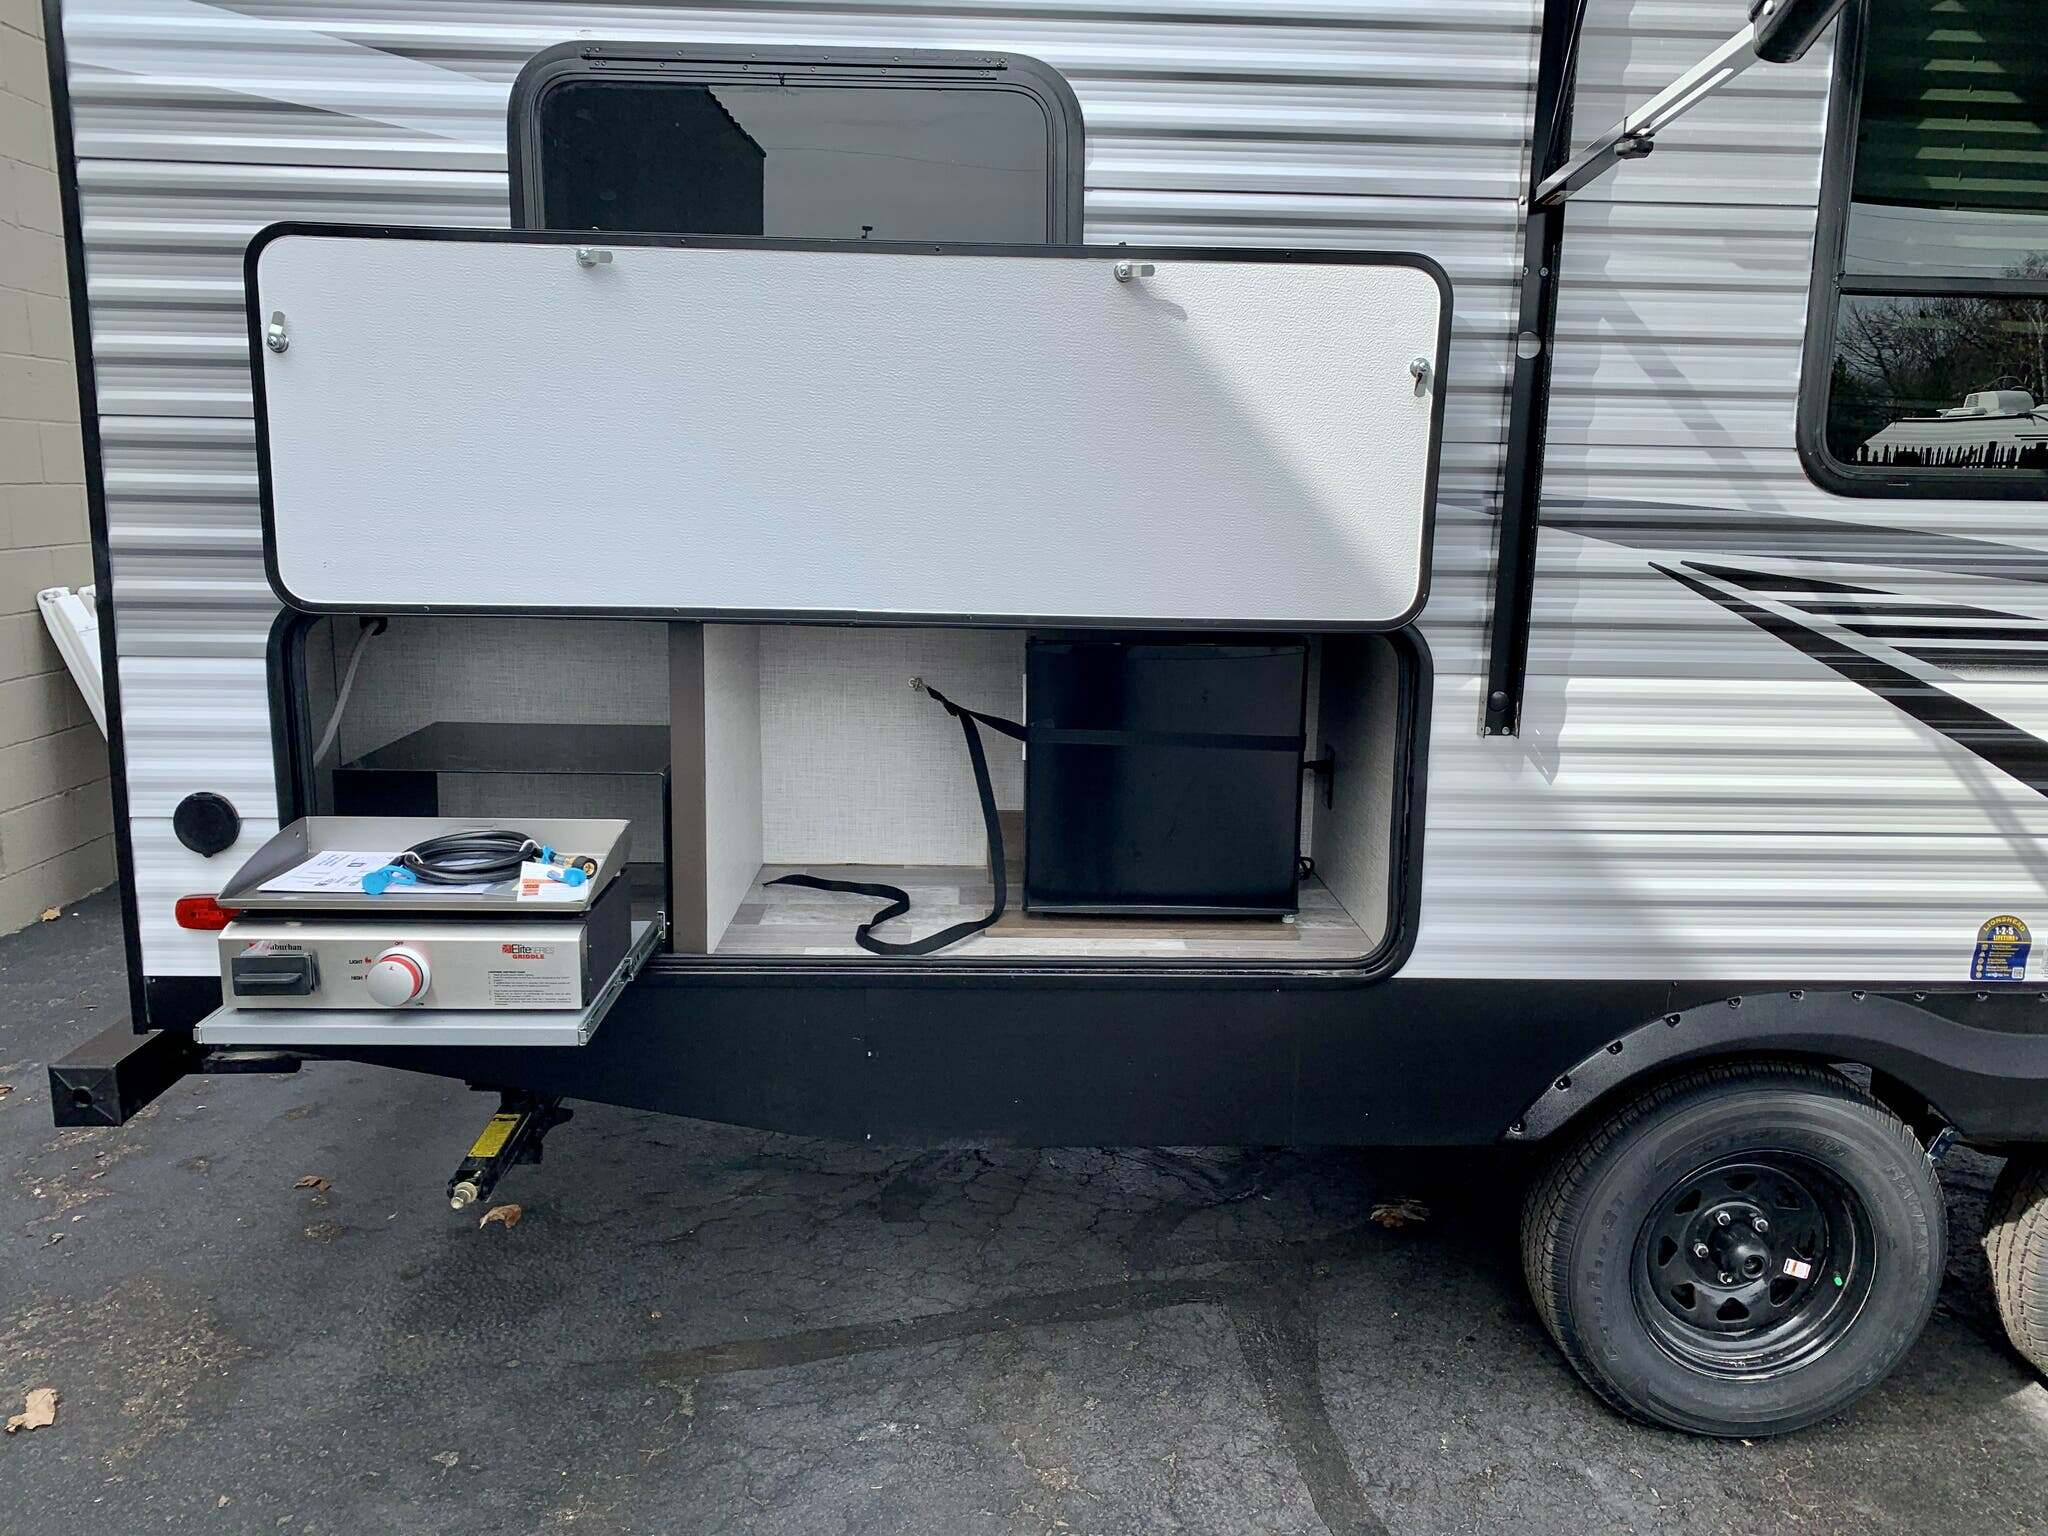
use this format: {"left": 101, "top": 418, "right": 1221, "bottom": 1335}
{"left": 1519, "top": 1061, "right": 1944, "bottom": 1437}
{"left": 1986, "top": 1158, "right": 2048, "bottom": 1378}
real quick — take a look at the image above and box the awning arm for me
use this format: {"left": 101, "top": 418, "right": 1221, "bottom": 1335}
{"left": 1530, "top": 0, "right": 1847, "bottom": 210}
{"left": 1482, "top": 0, "right": 1849, "bottom": 736}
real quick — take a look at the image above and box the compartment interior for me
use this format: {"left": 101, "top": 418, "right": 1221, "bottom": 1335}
{"left": 295, "top": 618, "right": 1408, "bottom": 965}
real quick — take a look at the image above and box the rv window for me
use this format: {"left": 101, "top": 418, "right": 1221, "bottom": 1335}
{"left": 511, "top": 51, "right": 1082, "bottom": 244}
{"left": 1804, "top": 0, "right": 2048, "bottom": 495}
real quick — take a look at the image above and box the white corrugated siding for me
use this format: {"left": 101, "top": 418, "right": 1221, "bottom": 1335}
{"left": 56, "top": 0, "right": 2048, "bottom": 981}
{"left": 1408, "top": 0, "right": 2048, "bottom": 979}
{"left": 61, "top": 0, "right": 1536, "bottom": 975}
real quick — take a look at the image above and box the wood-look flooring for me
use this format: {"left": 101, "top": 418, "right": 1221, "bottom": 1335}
{"left": 712, "top": 863, "right": 1374, "bottom": 961}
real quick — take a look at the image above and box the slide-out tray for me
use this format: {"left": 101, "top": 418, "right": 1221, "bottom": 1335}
{"left": 195, "top": 919, "right": 659, "bottom": 1048}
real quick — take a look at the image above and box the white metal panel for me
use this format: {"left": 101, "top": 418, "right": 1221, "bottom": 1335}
{"left": 255, "top": 235, "right": 1446, "bottom": 626}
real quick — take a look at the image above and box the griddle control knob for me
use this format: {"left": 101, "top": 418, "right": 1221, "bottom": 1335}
{"left": 366, "top": 945, "right": 430, "bottom": 1008}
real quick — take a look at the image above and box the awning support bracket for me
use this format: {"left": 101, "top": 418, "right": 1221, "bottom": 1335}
{"left": 1482, "top": 0, "right": 1850, "bottom": 736}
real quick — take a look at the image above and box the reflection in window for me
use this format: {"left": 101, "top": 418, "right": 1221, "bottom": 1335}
{"left": 1816, "top": 0, "right": 2048, "bottom": 486}
{"left": 1830, "top": 291, "right": 2048, "bottom": 470}
{"left": 536, "top": 80, "right": 1053, "bottom": 243}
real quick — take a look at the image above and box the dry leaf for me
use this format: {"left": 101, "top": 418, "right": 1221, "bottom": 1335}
{"left": 479, "top": 1203, "right": 522, "bottom": 1230}
{"left": 293, "top": 1175, "right": 330, "bottom": 1192}
{"left": 431, "top": 1450, "right": 460, "bottom": 1469}
{"left": 6, "top": 1388, "right": 58, "bottom": 1434}
{"left": 1370, "top": 1197, "right": 1431, "bottom": 1229}
{"left": 0, "top": 1084, "right": 13, "bottom": 1099}
{"left": 39, "top": 907, "right": 60, "bottom": 922}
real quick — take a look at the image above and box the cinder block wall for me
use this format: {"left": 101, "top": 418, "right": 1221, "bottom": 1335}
{"left": 0, "top": 5, "right": 113, "bottom": 934}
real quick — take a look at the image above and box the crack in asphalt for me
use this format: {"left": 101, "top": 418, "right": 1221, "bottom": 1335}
{"left": 620, "top": 1223, "right": 1390, "bottom": 1536}
{"left": 1227, "top": 1272, "right": 1389, "bottom": 1536}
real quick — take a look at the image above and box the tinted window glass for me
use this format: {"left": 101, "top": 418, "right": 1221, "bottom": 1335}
{"left": 1827, "top": 293, "right": 2048, "bottom": 470}
{"left": 1815, "top": 0, "right": 2048, "bottom": 488}
{"left": 1843, "top": 0, "right": 2048, "bottom": 281}
{"left": 537, "top": 80, "right": 1053, "bottom": 242}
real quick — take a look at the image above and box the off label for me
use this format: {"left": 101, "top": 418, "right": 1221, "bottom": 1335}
{"left": 1972, "top": 915, "right": 2031, "bottom": 982}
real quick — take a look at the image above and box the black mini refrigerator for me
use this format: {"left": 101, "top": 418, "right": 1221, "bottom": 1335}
{"left": 1024, "top": 635, "right": 1308, "bottom": 917}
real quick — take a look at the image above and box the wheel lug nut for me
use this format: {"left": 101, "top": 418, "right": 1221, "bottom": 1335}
{"left": 1715, "top": 1211, "right": 1733, "bottom": 1227}
{"left": 1693, "top": 1242, "right": 1710, "bottom": 1258}
{"left": 1752, "top": 1216, "right": 1769, "bottom": 1233}
{"left": 1718, "top": 1271, "right": 1735, "bottom": 1285}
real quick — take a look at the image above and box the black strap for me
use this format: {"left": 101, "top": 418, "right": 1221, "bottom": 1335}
{"left": 769, "top": 684, "right": 1024, "bottom": 957}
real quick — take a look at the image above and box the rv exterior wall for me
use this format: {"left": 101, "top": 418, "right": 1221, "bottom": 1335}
{"left": 0, "top": 1, "right": 109, "bottom": 935}
{"left": 50, "top": 0, "right": 2048, "bottom": 984}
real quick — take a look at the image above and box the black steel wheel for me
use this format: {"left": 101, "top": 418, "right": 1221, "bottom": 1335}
{"left": 1634, "top": 1154, "right": 1874, "bottom": 1378}
{"left": 1521, "top": 1061, "right": 1944, "bottom": 1436}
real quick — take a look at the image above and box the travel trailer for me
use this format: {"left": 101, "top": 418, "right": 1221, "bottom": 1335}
{"left": 37, "top": 0, "right": 2048, "bottom": 1436}
{"left": 1860, "top": 389, "right": 2048, "bottom": 471}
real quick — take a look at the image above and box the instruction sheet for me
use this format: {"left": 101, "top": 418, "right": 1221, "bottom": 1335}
{"left": 258, "top": 849, "right": 504, "bottom": 897}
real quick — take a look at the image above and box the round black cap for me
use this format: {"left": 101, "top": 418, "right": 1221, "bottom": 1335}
{"left": 172, "top": 791, "right": 242, "bottom": 857}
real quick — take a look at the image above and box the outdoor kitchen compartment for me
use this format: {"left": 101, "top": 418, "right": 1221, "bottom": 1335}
{"left": 1024, "top": 636, "right": 1308, "bottom": 917}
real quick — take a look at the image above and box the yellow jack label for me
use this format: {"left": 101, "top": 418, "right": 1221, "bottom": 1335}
{"left": 468, "top": 1113, "right": 520, "bottom": 1160}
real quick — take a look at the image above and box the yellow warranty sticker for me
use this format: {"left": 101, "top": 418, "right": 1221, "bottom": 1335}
{"left": 468, "top": 1113, "right": 520, "bottom": 1160}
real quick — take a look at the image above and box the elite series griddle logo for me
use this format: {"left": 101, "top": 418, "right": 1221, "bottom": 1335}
{"left": 499, "top": 944, "right": 549, "bottom": 961}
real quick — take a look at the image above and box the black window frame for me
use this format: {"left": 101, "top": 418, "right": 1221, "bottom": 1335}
{"left": 1798, "top": 0, "right": 2048, "bottom": 501}
{"left": 506, "top": 41, "right": 1086, "bottom": 243}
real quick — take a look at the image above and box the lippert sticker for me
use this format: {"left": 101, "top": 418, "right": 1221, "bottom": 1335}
{"left": 1972, "top": 915, "right": 2031, "bottom": 982}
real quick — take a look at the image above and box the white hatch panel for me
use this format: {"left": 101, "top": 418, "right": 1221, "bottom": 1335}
{"left": 253, "top": 232, "right": 1448, "bottom": 628}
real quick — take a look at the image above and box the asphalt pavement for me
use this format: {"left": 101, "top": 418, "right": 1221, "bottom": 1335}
{"left": 3, "top": 888, "right": 2043, "bottom": 1534}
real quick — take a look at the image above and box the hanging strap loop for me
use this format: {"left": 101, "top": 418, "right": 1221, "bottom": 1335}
{"left": 768, "top": 682, "right": 1023, "bottom": 957}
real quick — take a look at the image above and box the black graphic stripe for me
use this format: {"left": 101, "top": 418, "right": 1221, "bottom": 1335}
{"left": 1901, "top": 648, "right": 2048, "bottom": 675}
{"left": 1842, "top": 622, "right": 2048, "bottom": 644}
{"left": 1683, "top": 561, "right": 1880, "bottom": 595}
{"left": 1657, "top": 564, "right": 2048, "bottom": 797}
{"left": 1793, "top": 601, "right": 2030, "bottom": 621}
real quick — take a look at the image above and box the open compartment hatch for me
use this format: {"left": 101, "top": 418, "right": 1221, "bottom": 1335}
{"left": 664, "top": 625, "right": 1411, "bottom": 963}
{"left": 250, "top": 229, "right": 1448, "bottom": 628}
{"left": 281, "top": 617, "right": 1416, "bottom": 969}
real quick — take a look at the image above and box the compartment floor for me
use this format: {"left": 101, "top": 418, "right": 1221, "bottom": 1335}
{"left": 711, "top": 865, "right": 1375, "bottom": 961}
